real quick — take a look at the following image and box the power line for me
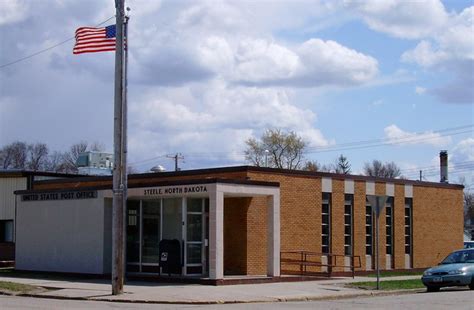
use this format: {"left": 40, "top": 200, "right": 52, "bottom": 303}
{"left": 0, "top": 16, "right": 115, "bottom": 69}
{"left": 127, "top": 124, "right": 473, "bottom": 167}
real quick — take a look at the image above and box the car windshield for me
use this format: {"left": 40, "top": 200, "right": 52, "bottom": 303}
{"left": 441, "top": 250, "right": 474, "bottom": 264}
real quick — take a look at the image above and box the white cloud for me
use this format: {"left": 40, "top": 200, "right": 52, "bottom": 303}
{"left": 347, "top": 0, "right": 473, "bottom": 104}
{"left": 452, "top": 138, "right": 474, "bottom": 163}
{"left": 0, "top": 0, "right": 29, "bottom": 25}
{"left": 384, "top": 125, "right": 451, "bottom": 147}
{"left": 344, "top": 0, "right": 448, "bottom": 39}
{"left": 415, "top": 86, "right": 426, "bottom": 95}
{"left": 127, "top": 81, "right": 331, "bottom": 169}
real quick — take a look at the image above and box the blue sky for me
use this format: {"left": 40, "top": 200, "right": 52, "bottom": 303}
{"left": 0, "top": 0, "right": 472, "bottom": 185}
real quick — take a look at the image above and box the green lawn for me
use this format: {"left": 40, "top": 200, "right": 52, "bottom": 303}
{"left": 0, "top": 281, "right": 38, "bottom": 294}
{"left": 348, "top": 279, "right": 425, "bottom": 290}
{"left": 366, "top": 270, "right": 423, "bottom": 277}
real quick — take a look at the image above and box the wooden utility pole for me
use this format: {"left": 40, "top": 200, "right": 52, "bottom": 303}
{"left": 112, "top": 0, "right": 127, "bottom": 296}
{"left": 167, "top": 153, "right": 184, "bottom": 171}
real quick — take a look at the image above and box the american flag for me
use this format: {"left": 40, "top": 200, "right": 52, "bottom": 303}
{"left": 73, "top": 25, "right": 117, "bottom": 54}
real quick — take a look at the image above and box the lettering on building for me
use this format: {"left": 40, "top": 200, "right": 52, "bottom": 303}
{"left": 144, "top": 185, "right": 208, "bottom": 196}
{"left": 21, "top": 191, "right": 98, "bottom": 201}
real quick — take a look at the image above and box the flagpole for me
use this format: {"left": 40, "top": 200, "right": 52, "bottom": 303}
{"left": 112, "top": 0, "right": 126, "bottom": 296}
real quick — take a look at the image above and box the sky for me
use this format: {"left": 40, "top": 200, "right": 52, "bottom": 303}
{"left": 0, "top": 0, "right": 473, "bottom": 186}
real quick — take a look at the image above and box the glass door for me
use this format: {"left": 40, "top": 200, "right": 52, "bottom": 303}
{"left": 185, "top": 198, "right": 207, "bottom": 275}
{"left": 141, "top": 200, "right": 161, "bottom": 273}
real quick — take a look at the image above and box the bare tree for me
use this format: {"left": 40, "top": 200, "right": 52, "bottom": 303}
{"left": 90, "top": 141, "right": 105, "bottom": 152}
{"left": 245, "top": 129, "right": 306, "bottom": 170}
{"left": 61, "top": 141, "right": 88, "bottom": 173}
{"left": 363, "top": 160, "right": 401, "bottom": 178}
{"left": 303, "top": 160, "right": 321, "bottom": 172}
{"left": 334, "top": 154, "right": 351, "bottom": 174}
{"left": 0, "top": 141, "right": 28, "bottom": 169}
{"left": 27, "top": 143, "right": 49, "bottom": 171}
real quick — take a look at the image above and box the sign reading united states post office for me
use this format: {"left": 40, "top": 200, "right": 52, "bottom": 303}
{"left": 21, "top": 190, "right": 98, "bottom": 202}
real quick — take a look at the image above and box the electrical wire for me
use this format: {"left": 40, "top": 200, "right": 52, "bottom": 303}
{"left": 0, "top": 16, "right": 115, "bottom": 69}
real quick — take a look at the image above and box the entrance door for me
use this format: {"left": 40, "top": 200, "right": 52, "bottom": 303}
{"left": 185, "top": 198, "right": 208, "bottom": 276}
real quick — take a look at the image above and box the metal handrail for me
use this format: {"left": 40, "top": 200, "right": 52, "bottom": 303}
{"left": 280, "top": 250, "right": 362, "bottom": 278}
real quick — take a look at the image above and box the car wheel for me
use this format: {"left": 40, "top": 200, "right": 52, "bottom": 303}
{"left": 427, "top": 286, "right": 440, "bottom": 292}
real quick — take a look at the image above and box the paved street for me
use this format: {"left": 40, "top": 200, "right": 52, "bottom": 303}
{"left": 0, "top": 288, "right": 472, "bottom": 309}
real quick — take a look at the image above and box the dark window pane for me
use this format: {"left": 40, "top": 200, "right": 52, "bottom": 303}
{"left": 322, "top": 204, "right": 329, "bottom": 214}
{"left": 386, "top": 236, "right": 392, "bottom": 245}
{"left": 405, "top": 236, "right": 411, "bottom": 245}
{"left": 386, "top": 246, "right": 392, "bottom": 255}
{"left": 344, "top": 215, "right": 351, "bottom": 224}
{"left": 186, "top": 243, "right": 202, "bottom": 264}
{"left": 187, "top": 266, "right": 203, "bottom": 275}
{"left": 405, "top": 217, "right": 410, "bottom": 225}
{"left": 345, "top": 205, "right": 352, "bottom": 214}
{"left": 322, "top": 214, "right": 329, "bottom": 223}
{"left": 322, "top": 246, "right": 329, "bottom": 254}
{"left": 405, "top": 245, "right": 411, "bottom": 254}
{"left": 322, "top": 235, "right": 329, "bottom": 246}
{"left": 345, "top": 226, "right": 351, "bottom": 235}
{"left": 405, "top": 226, "right": 410, "bottom": 235}
{"left": 322, "top": 226, "right": 329, "bottom": 235}
{"left": 323, "top": 193, "right": 331, "bottom": 200}
{"left": 187, "top": 214, "right": 202, "bottom": 242}
{"left": 386, "top": 226, "right": 392, "bottom": 236}
{"left": 345, "top": 246, "right": 352, "bottom": 255}
{"left": 366, "top": 216, "right": 372, "bottom": 225}
{"left": 386, "top": 207, "right": 392, "bottom": 216}
{"left": 366, "top": 246, "right": 372, "bottom": 255}
{"left": 405, "top": 208, "right": 410, "bottom": 216}
{"left": 187, "top": 198, "right": 202, "bottom": 212}
{"left": 366, "top": 226, "right": 372, "bottom": 235}
{"left": 345, "top": 236, "right": 351, "bottom": 245}
{"left": 366, "top": 206, "right": 372, "bottom": 214}
{"left": 366, "top": 236, "right": 372, "bottom": 244}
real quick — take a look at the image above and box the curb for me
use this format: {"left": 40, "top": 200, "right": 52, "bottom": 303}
{"left": 1, "top": 288, "right": 425, "bottom": 305}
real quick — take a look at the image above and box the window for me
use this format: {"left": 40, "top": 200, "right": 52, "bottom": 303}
{"left": 0, "top": 220, "right": 13, "bottom": 242}
{"left": 405, "top": 198, "right": 413, "bottom": 255}
{"left": 386, "top": 197, "right": 394, "bottom": 255}
{"left": 344, "top": 194, "right": 353, "bottom": 255}
{"left": 322, "top": 193, "right": 331, "bottom": 254}
{"left": 365, "top": 199, "right": 373, "bottom": 255}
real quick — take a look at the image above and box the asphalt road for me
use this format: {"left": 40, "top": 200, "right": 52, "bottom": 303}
{"left": 0, "top": 288, "right": 472, "bottom": 309}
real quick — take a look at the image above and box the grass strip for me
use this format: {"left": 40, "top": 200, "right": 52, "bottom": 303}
{"left": 366, "top": 271, "right": 423, "bottom": 278}
{"left": 0, "top": 281, "right": 38, "bottom": 294}
{"left": 348, "top": 279, "right": 425, "bottom": 290}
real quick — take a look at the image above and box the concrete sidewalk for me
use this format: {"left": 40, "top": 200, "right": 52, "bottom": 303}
{"left": 0, "top": 275, "right": 423, "bottom": 304}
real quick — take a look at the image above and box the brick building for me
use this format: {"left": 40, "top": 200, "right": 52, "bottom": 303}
{"left": 14, "top": 166, "right": 464, "bottom": 280}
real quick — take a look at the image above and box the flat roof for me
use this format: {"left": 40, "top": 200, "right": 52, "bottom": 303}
{"left": 0, "top": 169, "right": 84, "bottom": 178}
{"left": 32, "top": 165, "right": 464, "bottom": 190}
{"left": 15, "top": 178, "right": 280, "bottom": 195}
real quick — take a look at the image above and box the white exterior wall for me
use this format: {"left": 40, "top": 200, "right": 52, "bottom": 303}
{"left": 0, "top": 177, "right": 26, "bottom": 220}
{"left": 16, "top": 193, "right": 108, "bottom": 274}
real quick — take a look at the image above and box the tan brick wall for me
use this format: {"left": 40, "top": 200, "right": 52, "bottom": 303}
{"left": 375, "top": 183, "right": 386, "bottom": 270}
{"left": 331, "top": 180, "right": 345, "bottom": 272}
{"left": 246, "top": 196, "right": 267, "bottom": 275}
{"left": 224, "top": 197, "right": 249, "bottom": 275}
{"left": 412, "top": 186, "right": 464, "bottom": 268}
{"left": 353, "top": 181, "right": 367, "bottom": 271}
{"left": 32, "top": 168, "right": 465, "bottom": 274}
{"left": 247, "top": 172, "right": 321, "bottom": 274}
{"left": 393, "top": 184, "right": 405, "bottom": 269}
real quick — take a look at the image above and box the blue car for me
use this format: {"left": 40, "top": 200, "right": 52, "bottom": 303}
{"left": 422, "top": 248, "right": 474, "bottom": 292}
